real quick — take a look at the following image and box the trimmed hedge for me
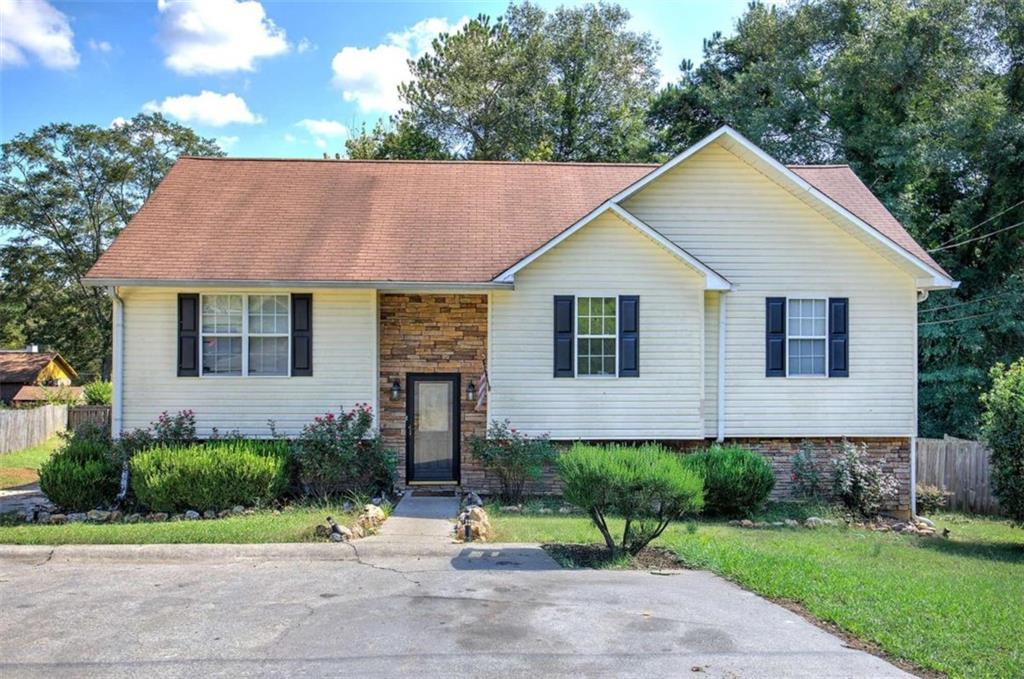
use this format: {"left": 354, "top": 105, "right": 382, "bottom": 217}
{"left": 130, "top": 440, "right": 289, "bottom": 512}
{"left": 38, "top": 423, "right": 119, "bottom": 511}
{"left": 558, "top": 443, "right": 704, "bottom": 554}
{"left": 685, "top": 445, "right": 775, "bottom": 518}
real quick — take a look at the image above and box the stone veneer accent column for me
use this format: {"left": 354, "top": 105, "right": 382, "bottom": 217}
{"left": 378, "top": 293, "right": 488, "bottom": 488}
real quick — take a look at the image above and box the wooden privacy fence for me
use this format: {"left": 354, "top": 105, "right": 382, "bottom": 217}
{"left": 916, "top": 436, "right": 999, "bottom": 515}
{"left": 0, "top": 404, "right": 67, "bottom": 454}
{"left": 68, "top": 405, "right": 111, "bottom": 431}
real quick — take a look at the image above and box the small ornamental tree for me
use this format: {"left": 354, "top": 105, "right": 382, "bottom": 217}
{"left": 558, "top": 443, "right": 704, "bottom": 555}
{"left": 468, "top": 419, "right": 557, "bottom": 503}
{"left": 980, "top": 360, "right": 1024, "bottom": 527}
{"left": 831, "top": 440, "right": 899, "bottom": 517}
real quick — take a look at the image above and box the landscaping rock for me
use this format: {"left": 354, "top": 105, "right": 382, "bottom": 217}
{"left": 329, "top": 532, "right": 345, "bottom": 542}
{"left": 371, "top": 496, "right": 383, "bottom": 506}
{"left": 342, "top": 501, "right": 353, "bottom": 512}
{"left": 349, "top": 523, "right": 365, "bottom": 539}
{"left": 109, "top": 510, "right": 123, "bottom": 523}
{"left": 232, "top": 505, "right": 245, "bottom": 515}
{"left": 184, "top": 510, "right": 201, "bottom": 521}
{"left": 148, "top": 512, "right": 169, "bottom": 522}
{"left": 500, "top": 505, "right": 521, "bottom": 513}
{"left": 915, "top": 516, "right": 935, "bottom": 527}
{"left": 217, "top": 510, "right": 232, "bottom": 519}
{"left": 203, "top": 510, "right": 217, "bottom": 520}
{"left": 86, "top": 509, "right": 111, "bottom": 523}
{"left": 891, "top": 522, "right": 908, "bottom": 532}
{"left": 67, "top": 512, "right": 87, "bottom": 523}
{"left": 463, "top": 492, "right": 483, "bottom": 508}
{"left": 558, "top": 506, "right": 573, "bottom": 514}
{"left": 784, "top": 519, "right": 799, "bottom": 528}
{"left": 771, "top": 522, "right": 785, "bottom": 528}
{"left": 37, "top": 511, "right": 51, "bottom": 524}
{"left": 804, "top": 517, "right": 825, "bottom": 528}
{"left": 739, "top": 519, "right": 754, "bottom": 528}
{"left": 314, "top": 524, "right": 330, "bottom": 539}
{"left": 537, "top": 507, "right": 553, "bottom": 514}
{"left": 334, "top": 524, "right": 353, "bottom": 540}
{"left": 125, "top": 513, "right": 142, "bottom": 524}
{"left": 48, "top": 513, "right": 66, "bottom": 525}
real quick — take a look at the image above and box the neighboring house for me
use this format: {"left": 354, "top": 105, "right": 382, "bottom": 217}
{"left": 11, "top": 385, "right": 85, "bottom": 406}
{"left": 0, "top": 347, "right": 78, "bottom": 405}
{"left": 84, "top": 126, "right": 956, "bottom": 514}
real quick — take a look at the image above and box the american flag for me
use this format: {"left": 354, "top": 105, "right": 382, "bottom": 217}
{"left": 474, "top": 367, "right": 489, "bottom": 412}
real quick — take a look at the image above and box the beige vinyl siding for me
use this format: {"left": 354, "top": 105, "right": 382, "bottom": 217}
{"left": 624, "top": 143, "right": 918, "bottom": 437}
{"left": 489, "top": 212, "right": 705, "bottom": 439}
{"left": 119, "top": 287, "right": 376, "bottom": 437}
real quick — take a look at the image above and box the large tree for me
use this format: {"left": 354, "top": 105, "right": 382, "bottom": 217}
{"left": 0, "top": 114, "right": 222, "bottom": 379}
{"left": 648, "top": 0, "right": 1024, "bottom": 437}
{"left": 396, "top": 1, "right": 660, "bottom": 161}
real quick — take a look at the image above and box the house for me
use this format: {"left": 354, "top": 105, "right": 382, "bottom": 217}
{"left": 0, "top": 347, "right": 79, "bottom": 405}
{"left": 11, "top": 385, "right": 85, "bottom": 406}
{"left": 84, "top": 126, "right": 956, "bottom": 514}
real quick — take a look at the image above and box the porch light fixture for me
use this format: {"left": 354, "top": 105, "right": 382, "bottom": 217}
{"left": 466, "top": 380, "right": 476, "bottom": 402}
{"left": 390, "top": 379, "right": 401, "bottom": 401}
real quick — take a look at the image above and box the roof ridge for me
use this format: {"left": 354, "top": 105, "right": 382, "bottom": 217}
{"left": 178, "top": 156, "right": 661, "bottom": 168}
{"left": 786, "top": 163, "right": 851, "bottom": 169}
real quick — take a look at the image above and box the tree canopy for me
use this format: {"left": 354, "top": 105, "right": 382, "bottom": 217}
{"left": 0, "top": 114, "right": 222, "bottom": 379}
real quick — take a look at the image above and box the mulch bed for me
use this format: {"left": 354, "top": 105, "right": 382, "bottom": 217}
{"left": 542, "top": 543, "right": 687, "bottom": 570}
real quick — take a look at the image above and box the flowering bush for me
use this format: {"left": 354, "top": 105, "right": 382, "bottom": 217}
{"left": 830, "top": 439, "right": 900, "bottom": 516}
{"left": 292, "top": 404, "right": 397, "bottom": 499}
{"left": 790, "top": 441, "right": 823, "bottom": 500}
{"left": 151, "top": 409, "right": 196, "bottom": 444}
{"left": 468, "top": 419, "right": 557, "bottom": 503}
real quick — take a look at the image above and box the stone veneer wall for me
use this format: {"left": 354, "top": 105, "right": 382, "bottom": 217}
{"left": 378, "top": 293, "right": 488, "bottom": 487}
{"left": 485, "top": 437, "right": 912, "bottom": 516}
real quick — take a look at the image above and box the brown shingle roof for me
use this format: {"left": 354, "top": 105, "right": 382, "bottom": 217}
{"left": 12, "top": 385, "right": 84, "bottom": 403}
{"left": 0, "top": 352, "right": 61, "bottom": 383}
{"left": 86, "top": 156, "right": 944, "bottom": 283}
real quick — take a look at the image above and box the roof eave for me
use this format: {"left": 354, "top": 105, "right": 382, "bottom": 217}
{"left": 83, "top": 277, "right": 515, "bottom": 291}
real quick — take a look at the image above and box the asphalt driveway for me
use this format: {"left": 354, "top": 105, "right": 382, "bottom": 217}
{"left": 0, "top": 542, "right": 908, "bottom": 678}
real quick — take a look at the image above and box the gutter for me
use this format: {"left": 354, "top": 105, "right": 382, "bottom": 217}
{"left": 717, "top": 291, "right": 728, "bottom": 442}
{"left": 84, "top": 278, "right": 514, "bottom": 291}
{"left": 108, "top": 286, "right": 124, "bottom": 438}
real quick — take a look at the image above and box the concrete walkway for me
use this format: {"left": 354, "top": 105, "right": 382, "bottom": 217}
{"left": 0, "top": 484, "right": 50, "bottom": 516}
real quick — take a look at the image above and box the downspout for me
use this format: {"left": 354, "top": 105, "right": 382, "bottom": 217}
{"left": 911, "top": 289, "right": 927, "bottom": 516}
{"left": 108, "top": 286, "right": 128, "bottom": 505}
{"left": 717, "top": 291, "right": 728, "bottom": 443}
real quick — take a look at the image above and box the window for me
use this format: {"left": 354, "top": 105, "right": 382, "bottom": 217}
{"left": 576, "top": 297, "right": 616, "bottom": 376}
{"left": 787, "top": 298, "right": 826, "bottom": 376}
{"left": 200, "top": 294, "right": 289, "bottom": 377}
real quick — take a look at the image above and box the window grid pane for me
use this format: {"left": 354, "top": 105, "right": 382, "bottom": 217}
{"left": 249, "top": 336, "right": 288, "bottom": 376}
{"left": 787, "top": 298, "right": 827, "bottom": 375}
{"left": 577, "top": 297, "right": 616, "bottom": 376}
{"left": 202, "top": 336, "right": 242, "bottom": 375}
{"left": 202, "top": 295, "right": 242, "bottom": 334}
{"left": 248, "top": 295, "right": 289, "bottom": 335}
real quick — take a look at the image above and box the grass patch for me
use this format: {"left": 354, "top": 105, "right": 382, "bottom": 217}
{"left": 488, "top": 506, "right": 1024, "bottom": 679}
{"left": 0, "top": 436, "right": 62, "bottom": 489}
{"left": 0, "top": 504, "right": 360, "bottom": 545}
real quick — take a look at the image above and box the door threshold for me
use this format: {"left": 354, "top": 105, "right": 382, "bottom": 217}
{"left": 407, "top": 481, "right": 460, "bottom": 486}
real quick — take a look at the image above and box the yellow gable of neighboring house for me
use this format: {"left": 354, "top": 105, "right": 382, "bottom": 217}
{"left": 35, "top": 357, "right": 76, "bottom": 386}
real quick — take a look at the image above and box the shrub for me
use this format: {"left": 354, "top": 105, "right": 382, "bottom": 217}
{"left": 790, "top": 441, "right": 823, "bottom": 500}
{"left": 151, "top": 409, "right": 196, "bottom": 445}
{"left": 558, "top": 443, "right": 704, "bottom": 555}
{"left": 292, "top": 404, "right": 397, "bottom": 499}
{"left": 468, "top": 420, "right": 557, "bottom": 503}
{"left": 42, "top": 385, "right": 81, "bottom": 406}
{"left": 82, "top": 380, "right": 113, "bottom": 406}
{"left": 38, "top": 424, "right": 119, "bottom": 511}
{"left": 916, "top": 484, "right": 950, "bottom": 515}
{"left": 130, "top": 440, "right": 289, "bottom": 512}
{"left": 980, "top": 359, "right": 1024, "bottom": 526}
{"left": 830, "top": 439, "right": 899, "bottom": 517}
{"left": 685, "top": 445, "right": 775, "bottom": 517}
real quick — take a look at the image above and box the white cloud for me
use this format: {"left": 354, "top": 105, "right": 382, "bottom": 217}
{"left": 110, "top": 116, "right": 128, "bottom": 128}
{"left": 330, "top": 16, "right": 467, "bottom": 113}
{"left": 0, "top": 0, "right": 79, "bottom": 70}
{"left": 296, "top": 118, "right": 348, "bottom": 138}
{"left": 216, "top": 135, "right": 240, "bottom": 150}
{"left": 282, "top": 132, "right": 297, "bottom": 143}
{"left": 157, "top": 0, "right": 288, "bottom": 75}
{"left": 314, "top": 138, "right": 327, "bottom": 150}
{"left": 88, "top": 39, "right": 112, "bottom": 53}
{"left": 297, "top": 37, "right": 315, "bottom": 54}
{"left": 143, "top": 91, "right": 263, "bottom": 127}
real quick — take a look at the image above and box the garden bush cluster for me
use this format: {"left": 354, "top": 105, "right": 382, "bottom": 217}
{"left": 683, "top": 445, "right": 775, "bottom": 518}
{"left": 38, "top": 405, "right": 397, "bottom": 514}
{"left": 468, "top": 419, "right": 557, "bottom": 503}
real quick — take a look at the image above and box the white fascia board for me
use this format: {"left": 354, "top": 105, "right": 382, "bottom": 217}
{"left": 493, "top": 202, "right": 732, "bottom": 291}
{"left": 610, "top": 125, "right": 958, "bottom": 290}
{"left": 83, "top": 278, "right": 514, "bottom": 291}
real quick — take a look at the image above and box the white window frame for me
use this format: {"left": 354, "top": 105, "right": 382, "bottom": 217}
{"left": 574, "top": 294, "right": 619, "bottom": 379}
{"left": 785, "top": 296, "right": 828, "bottom": 378}
{"left": 199, "top": 293, "right": 291, "bottom": 378}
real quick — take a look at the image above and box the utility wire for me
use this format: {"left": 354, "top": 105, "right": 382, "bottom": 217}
{"left": 934, "top": 198, "right": 1024, "bottom": 247}
{"left": 919, "top": 291, "right": 1018, "bottom": 314}
{"left": 919, "top": 310, "right": 1002, "bottom": 327}
{"left": 929, "top": 220, "right": 1024, "bottom": 253}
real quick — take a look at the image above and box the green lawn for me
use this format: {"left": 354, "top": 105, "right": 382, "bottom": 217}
{"left": 0, "top": 435, "right": 61, "bottom": 489}
{"left": 490, "top": 507, "right": 1023, "bottom": 679}
{"left": 0, "top": 504, "right": 359, "bottom": 545}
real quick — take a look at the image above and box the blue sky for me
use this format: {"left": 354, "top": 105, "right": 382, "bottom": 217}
{"left": 1, "top": 0, "right": 754, "bottom": 158}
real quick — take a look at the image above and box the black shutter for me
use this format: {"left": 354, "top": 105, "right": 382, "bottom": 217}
{"left": 553, "top": 295, "right": 574, "bottom": 377}
{"left": 828, "top": 297, "right": 849, "bottom": 377}
{"left": 292, "top": 293, "right": 313, "bottom": 377}
{"left": 618, "top": 296, "right": 639, "bottom": 377}
{"left": 177, "top": 293, "right": 199, "bottom": 377}
{"left": 765, "top": 297, "right": 786, "bottom": 377}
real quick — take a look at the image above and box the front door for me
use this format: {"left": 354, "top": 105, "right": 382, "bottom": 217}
{"left": 406, "top": 373, "right": 460, "bottom": 483}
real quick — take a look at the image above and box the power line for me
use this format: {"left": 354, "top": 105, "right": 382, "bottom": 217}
{"left": 929, "top": 220, "right": 1024, "bottom": 253}
{"left": 919, "top": 291, "right": 1018, "bottom": 314}
{"left": 919, "top": 310, "right": 1002, "bottom": 327}
{"left": 934, "top": 198, "right": 1024, "bottom": 247}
